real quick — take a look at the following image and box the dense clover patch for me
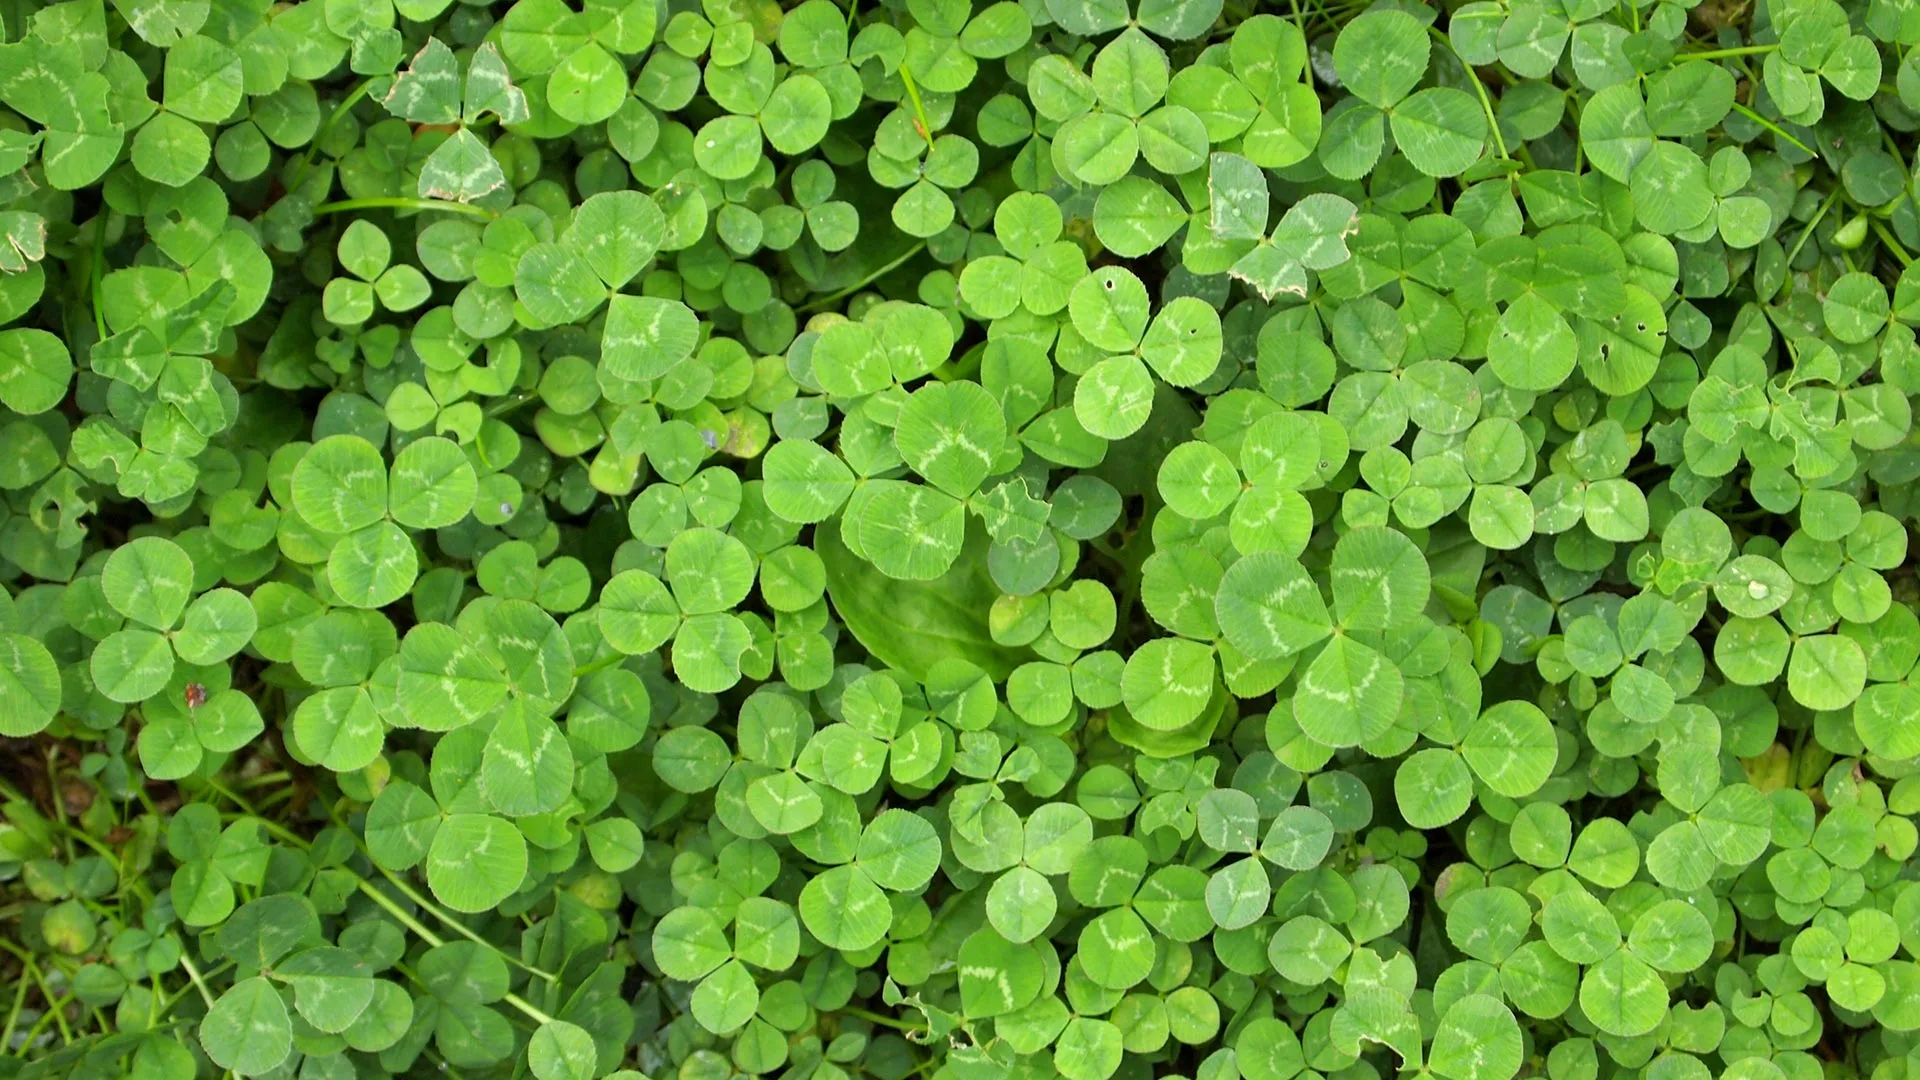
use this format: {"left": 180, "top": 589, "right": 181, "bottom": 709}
{"left": 3, "top": 0, "right": 1920, "bottom": 1077}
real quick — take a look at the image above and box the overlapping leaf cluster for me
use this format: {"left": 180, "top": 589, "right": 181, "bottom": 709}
{"left": 2, "top": 0, "right": 1920, "bottom": 1076}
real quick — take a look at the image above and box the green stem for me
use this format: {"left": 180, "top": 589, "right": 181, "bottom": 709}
{"left": 304, "top": 76, "right": 379, "bottom": 165}
{"left": 238, "top": 771, "right": 293, "bottom": 789}
{"left": 1872, "top": 219, "right": 1914, "bottom": 267}
{"left": 1785, "top": 186, "right": 1842, "bottom": 265}
{"left": 897, "top": 64, "right": 936, "bottom": 151}
{"left": 1, "top": 957, "right": 28, "bottom": 1050}
{"left": 53, "top": 816, "right": 120, "bottom": 863}
{"left": 200, "top": 775, "right": 259, "bottom": 817}
{"left": 1883, "top": 126, "right": 1910, "bottom": 179}
{"left": 485, "top": 390, "right": 538, "bottom": 417}
{"left": 363, "top": 865, "right": 556, "bottom": 983}
{"left": 19, "top": 993, "right": 73, "bottom": 1049}
{"left": 248, "top": 815, "right": 310, "bottom": 850}
{"left": 351, "top": 882, "right": 557, "bottom": 1023}
{"left": 501, "top": 993, "right": 556, "bottom": 1027}
{"left": 1730, "top": 102, "right": 1815, "bottom": 157}
{"left": 177, "top": 949, "right": 218, "bottom": 1010}
{"left": 571, "top": 651, "right": 629, "bottom": 679}
{"left": 353, "top": 878, "right": 449, "bottom": 951}
{"left": 1431, "top": 29, "right": 1508, "bottom": 160}
{"left": 797, "top": 242, "right": 929, "bottom": 313}
{"left": 422, "top": 1049, "right": 471, "bottom": 1080}
{"left": 323, "top": 807, "right": 558, "bottom": 985}
{"left": 839, "top": 1006, "right": 927, "bottom": 1032}
{"left": 89, "top": 214, "right": 107, "bottom": 342}
{"left": 1678, "top": 43, "right": 1778, "bottom": 60}
{"left": 48, "top": 751, "right": 71, "bottom": 863}
{"left": 313, "top": 197, "right": 499, "bottom": 220}
{"left": 253, "top": 805, "right": 559, "bottom": 988}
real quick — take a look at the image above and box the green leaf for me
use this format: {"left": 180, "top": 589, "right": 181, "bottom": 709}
{"left": 0, "top": 633, "right": 60, "bottom": 736}
{"left": 426, "top": 813, "right": 528, "bottom": 913}
{"left": 1295, "top": 636, "right": 1403, "bottom": 747}
{"left": 529, "top": 1021, "right": 599, "bottom": 1080}
{"left": 102, "top": 535, "right": 194, "bottom": 630}
{"left": 1213, "top": 550, "right": 1332, "bottom": 659}
{"left": 799, "top": 864, "right": 891, "bottom": 951}
{"left": 1460, "top": 700, "right": 1556, "bottom": 797}
{"left": 1430, "top": 995, "right": 1522, "bottom": 1080}
{"left": 1395, "top": 748, "right": 1471, "bottom": 828}
{"left": 1389, "top": 88, "right": 1486, "bottom": 177}
{"left": 1333, "top": 10, "right": 1429, "bottom": 110}
{"left": 418, "top": 128, "right": 509, "bottom": 203}
{"left": 602, "top": 294, "right": 699, "bottom": 382}
{"left": 199, "top": 977, "right": 293, "bottom": 1076}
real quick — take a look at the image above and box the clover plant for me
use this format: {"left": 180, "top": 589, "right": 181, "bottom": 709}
{"left": 2, "top": 0, "right": 1920, "bottom": 1077}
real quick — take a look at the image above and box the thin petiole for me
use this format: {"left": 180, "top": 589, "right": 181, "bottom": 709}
{"left": 897, "top": 64, "right": 936, "bottom": 151}
{"left": 1677, "top": 43, "right": 1779, "bottom": 60}
{"left": 1731, "top": 102, "right": 1815, "bottom": 157}
{"left": 1785, "top": 186, "right": 1842, "bottom": 265}
{"left": 303, "top": 76, "right": 380, "bottom": 166}
{"left": 1871, "top": 219, "right": 1915, "bottom": 267}
{"left": 313, "top": 197, "right": 499, "bottom": 220}
{"left": 798, "top": 242, "right": 929, "bottom": 313}
{"left": 177, "top": 949, "right": 218, "bottom": 1010}
{"left": 1430, "top": 29, "right": 1509, "bottom": 160}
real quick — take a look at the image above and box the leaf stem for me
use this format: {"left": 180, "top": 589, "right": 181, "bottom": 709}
{"left": 501, "top": 993, "right": 557, "bottom": 1027}
{"left": 1730, "top": 102, "right": 1815, "bottom": 157}
{"left": 259, "top": 806, "right": 560, "bottom": 988}
{"left": 485, "top": 390, "right": 538, "bottom": 417}
{"left": 89, "top": 214, "right": 107, "bottom": 342}
{"left": 797, "top": 241, "right": 929, "bottom": 313}
{"left": 0, "top": 956, "right": 29, "bottom": 1051}
{"left": 571, "top": 651, "right": 629, "bottom": 678}
{"left": 366, "top": 862, "right": 558, "bottom": 983}
{"left": 353, "top": 877, "right": 448, "bottom": 950}
{"left": 18, "top": 993, "right": 73, "bottom": 1049}
{"left": 0, "top": 945, "right": 69, "bottom": 1046}
{"left": 839, "top": 1006, "right": 927, "bottom": 1031}
{"left": 177, "top": 949, "right": 218, "bottom": 1010}
{"left": 312, "top": 197, "right": 499, "bottom": 220}
{"left": 350, "top": 879, "right": 558, "bottom": 1028}
{"left": 237, "top": 770, "right": 293, "bottom": 789}
{"left": 322, "top": 806, "right": 559, "bottom": 984}
{"left": 1679, "top": 43, "right": 1779, "bottom": 60}
{"left": 897, "top": 64, "right": 936, "bottom": 151}
{"left": 304, "top": 76, "right": 380, "bottom": 166}
{"left": 1431, "top": 29, "right": 1508, "bottom": 160}
{"left": 1786, "top": 186, "right": 1842, "bottom": 265}
{"left": 1872, "top": 219, "right": 1914, "bottom": 267}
